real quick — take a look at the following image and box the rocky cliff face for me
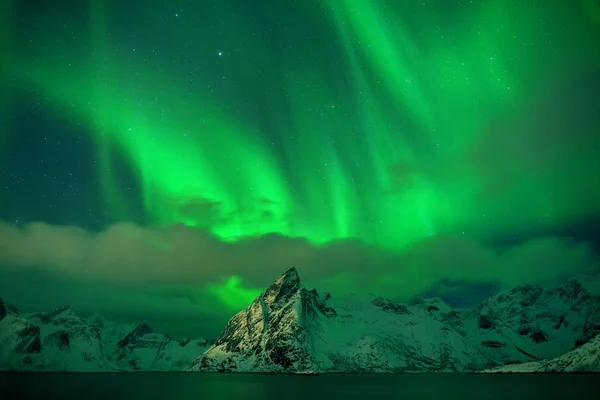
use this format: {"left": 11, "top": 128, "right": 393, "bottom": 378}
{"left": 0, "top": 300, "right": 207, "bottom": 371}
{"left": 187, "top": 267, "right": 328, "bottom": 372}
{"left": 187, "top": 269, "right": 600, "bottom": 373}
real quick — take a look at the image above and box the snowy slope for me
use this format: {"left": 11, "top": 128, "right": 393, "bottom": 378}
{"left": 0, "top": 299, "right": 207, "bottom": 371}
{"left": 482, "top": 333, "right": 600, "bottom": 373}
{"left": 459, "top": 279, "right": 600, "bottom": 367}
{"left": 309, "top": 294, "right": 492, "bottom": 372}
{"left": 187, "top": 269, "right": 600, "bottom": 373}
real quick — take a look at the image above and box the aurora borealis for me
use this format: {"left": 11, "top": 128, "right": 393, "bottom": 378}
{"left": 1, "top": 0, "right": 600, "bottom": 337}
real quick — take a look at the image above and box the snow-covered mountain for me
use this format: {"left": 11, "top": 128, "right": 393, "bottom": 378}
{"left": 0, "top": 298, "right": 208, "bottom": 371}
{"left": 482, "top": 333, "right": 600, "bottom": 373}
{"left": 187, "top": 268, "right": 600, "bottom": 373}
{"left": 3, "top": 268, "right": 599, "bottom": 372}
{"left": 460, "top": 278, "right": 600, "bottom": 367}
{"left": 186, "top": 267, "right": 334, "bottom": 373}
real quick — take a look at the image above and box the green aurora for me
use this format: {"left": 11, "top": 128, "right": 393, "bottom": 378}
{"left": 1, "top": 0, "right": 600, "bottom": 328}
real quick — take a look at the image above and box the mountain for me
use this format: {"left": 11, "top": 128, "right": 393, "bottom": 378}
{"left": 482, "top": 333, "right": 600, "bottom": 373}
{"left": 3, "top": 269, "right": 599, "bottom": 373}
{"left": 459, "top": 278, "right": 600, "bottom": 367}
{"left": 187, "top": 268, "right": 600, "bottom": 373}
{"left": 186, "top": 267, "right": 332, "bottom": 373}
{"left": 0, "top": 299, "right": 208, "bottom": 371}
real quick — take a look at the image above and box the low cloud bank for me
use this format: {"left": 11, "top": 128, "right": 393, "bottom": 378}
{"left": 0, "top": 220, "right": 598, "bottom": 337}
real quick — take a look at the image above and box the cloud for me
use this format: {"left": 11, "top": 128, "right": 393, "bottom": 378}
{"left": 0, "top": 221, "right": 598, "bottom": 291}
{"left": 0, "top": 220, "right": 598, "bottom": 337}
{"left": 161, "top": 195, "right": 223, "bottom": 229}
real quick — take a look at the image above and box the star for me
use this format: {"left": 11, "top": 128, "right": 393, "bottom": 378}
{"left": 218, "top": 51, "right": 223, "bottom": 56}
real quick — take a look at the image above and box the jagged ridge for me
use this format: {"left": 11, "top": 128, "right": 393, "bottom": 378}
{"left": 0, "top": 299, "right": 208, "bottom": 371}
{"left": 3, "top": 269, "right": 599, "bottom": 373}
{"left": 187, "top": 270, "right": 600, "bottom": 373}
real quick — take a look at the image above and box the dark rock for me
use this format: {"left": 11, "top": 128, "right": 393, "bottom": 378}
{"left": 312, "top": 290, "right": 337, "bottom": 317}
{"left": 529, "top": 328, "right": 548, "bottom": 343}
{"left": 481, "top": 340, "right": 507, "bottom": 348}
{"left": 32, "top": 305, "right": 71, "bottom": 323}
{"left": 268, "top": 345, "right": 293, "bottom": 369}
{"left": 45, "top": 330, "right": 70, "bottom": 351}
{"left": 0, "top": 298, "right": 19, "bottom": 321}
{"left": 515, "top": 345, "right": 543, "bottom": 361}
{"left": 16, "top": 325, "right": 41, "bottom": 354}
{"left": 518, "top": 326, "right": 532, "bottom": 336}
{"left": 554, "top": 315, "right": 565, "bottom": 330}
{"left": 441, "top": 311, "right": 464, "bottom": 326}
{"left": 372, "top": 298, "right": 410, "bottom": 314}
{"left": 0, "top": 299, "right": 7, "bottom": 321}
{"left": 478, "top": 315, "right": 495, "bottom": 329}
{"left": 511, "top": 285, "right": 544, "bottom": 307}
{"left": 118, "top": 322, "right": 153, "bottom": 348}
{"left": 504, "top": 360, "right": 522, "bottom": 366}
{"left": 316, "top": 301, "right": 337, "bottom": 318}
{"left": 557, "top": 279, "right": 591, "bottom": 306}
{"left": 23, "top": 356, "right": 36, "bottom": 365}
{"left": 57, "top": 331, "right": 70, "bottom": 350}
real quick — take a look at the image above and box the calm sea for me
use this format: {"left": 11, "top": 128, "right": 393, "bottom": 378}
{"left": 1, "top": 372, "right": 599, "bottom": 399}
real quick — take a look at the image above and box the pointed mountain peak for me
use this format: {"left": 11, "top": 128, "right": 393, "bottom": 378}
{"left": 32, "top": 305, "right": 74, "bottom": 323}
{"left": 280, "top": 267, "right": 300, "bottom": 283}
{"left": 187, "top": 266, "right": 324, "bottom": 373}
{"left": 118, "top": 322, "right": 153, "bottom": 348}
{"left": 263, "top": 267, "right": 302, "bottom": 308}
{"left": 0, "top": 297, "right": 19, "bottom": 321}
{"left": 557, "top": 278, "right": 591, "bottom": 304}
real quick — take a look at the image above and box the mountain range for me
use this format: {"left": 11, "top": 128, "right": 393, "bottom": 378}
{"left": 0, "top": 299, "right": 208, "bottom": 371}
{"left": 2, "top": 267, "right": 599, "bottom": 372}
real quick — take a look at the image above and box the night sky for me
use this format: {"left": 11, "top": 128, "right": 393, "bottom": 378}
{"left": 1, "top": 0, "right": 600, "bottom": 338}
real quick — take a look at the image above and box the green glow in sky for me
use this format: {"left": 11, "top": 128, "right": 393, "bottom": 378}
{"left": 6, "top": 0, "right": 600, "bottom": 251}
{"left": 207, "top": 276, "right": 262, "bottom": 312}
{"left": 1, "top": 0, "right": 600, "bottom": 333}
{"left": 3, "top": 0, "right": 600, "bottom": 309}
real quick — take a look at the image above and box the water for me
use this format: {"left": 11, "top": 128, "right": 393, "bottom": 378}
{"left": 1, "top": 372, "right": 599, "bottom": 399}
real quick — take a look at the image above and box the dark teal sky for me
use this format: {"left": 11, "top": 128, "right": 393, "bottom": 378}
{"left": 0, "top": 0, "right": 599, "bottom": 338}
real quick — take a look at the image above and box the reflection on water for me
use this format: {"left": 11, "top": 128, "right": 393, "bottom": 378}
{"left": 1, "top": 372, "right": 599, "bottom": 400}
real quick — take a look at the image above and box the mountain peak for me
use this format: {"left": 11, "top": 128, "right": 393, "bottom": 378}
{"left": 557, "top": 278, "right": 590, "bottom": 303}
{"left": 118, "top": 322, "right": 153, "bottom": 348}
{"left": 263, "top": 267, "right": 302, "bottom": 308}
{"left": 31, "top": 305, "right": 74, "bottom": 324}
{"left": 0, "top": 297, "right": 19, "bottom": 321}
{"left": 187, "top": 266, "right": 325, "bottom": 372}
{"left": 280, "top": 267, "right": 300, "bottom": 283}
